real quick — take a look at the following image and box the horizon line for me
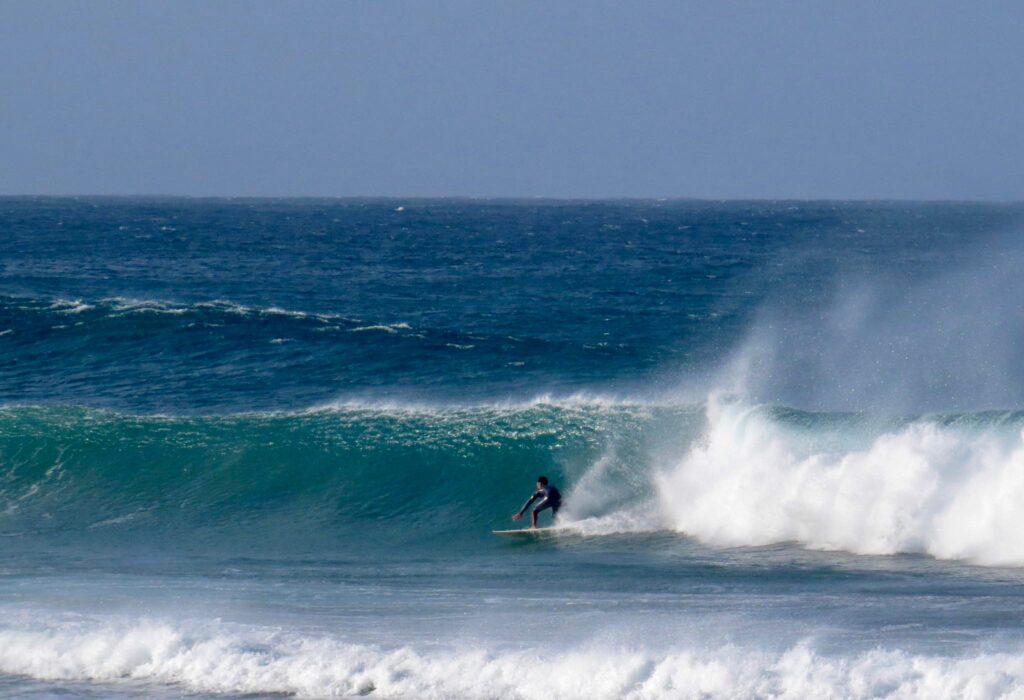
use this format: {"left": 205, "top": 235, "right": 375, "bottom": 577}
{"left": 2, "top": 194, "right": 1022, "bottom": 205}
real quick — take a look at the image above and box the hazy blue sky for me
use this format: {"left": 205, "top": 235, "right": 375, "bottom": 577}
{"left": 2, "top": 1, "right": 1022, "bottom": 199}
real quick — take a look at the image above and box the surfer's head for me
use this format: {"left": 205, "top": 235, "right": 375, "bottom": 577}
{"left": 537, "top": 475, "right": 549, "bottom": 488}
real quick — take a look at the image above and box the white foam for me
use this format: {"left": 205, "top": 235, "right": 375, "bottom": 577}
{"left": 306, "top": 391, "right": 680, "bottom": 416}
{"left": 87, "top": 296, "right": 363, "bottom": 323}
{"left": 261, "top": 306, "right": 308, "bottom": 318}
{"left": 48, "top": 299, "right": 93, "bottom": 314}
{"left": 654, "top": 396, "right": 1024, "bottom": 566}
{"left": 351, "top": 323, "right": 411, "bottom": 333}
{"left": 104, "top": 297, "right": 188, "bottom": 315}
{"left": 557, "top": 510, "right": 659, "bottom": 537}
{"left": 3, "top": 619, "right": 1024, "bottom": 699}
{"left": 192, "top": 299, "right": 251, "bottom": 315}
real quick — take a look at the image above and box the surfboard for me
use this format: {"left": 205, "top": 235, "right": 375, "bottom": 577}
{"left": 492, "top": 528, "right": 558, "bottom": 537}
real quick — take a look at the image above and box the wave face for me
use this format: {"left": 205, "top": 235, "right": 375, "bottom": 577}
{"left": 0, "top": 401, "right": 695, "bottom": 552}
{"left": 7, "top": 397, "right": 1024, "bottom": 566}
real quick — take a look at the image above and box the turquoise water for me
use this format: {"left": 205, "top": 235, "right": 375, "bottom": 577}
{"left": 3, "top": 199, "right": 1024, "bottom": 698}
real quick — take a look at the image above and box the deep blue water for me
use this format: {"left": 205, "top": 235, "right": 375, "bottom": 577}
{"left": 3, "top": 198, "right": 1024, "bottom": 698}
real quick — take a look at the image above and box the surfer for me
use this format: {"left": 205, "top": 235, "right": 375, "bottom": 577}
{"left": 512, "top": 476, "right": 561, "bottom": 529}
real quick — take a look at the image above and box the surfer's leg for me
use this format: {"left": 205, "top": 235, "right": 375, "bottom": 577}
{"left": 532, "top": 501, "right": 552, "bottom": 527}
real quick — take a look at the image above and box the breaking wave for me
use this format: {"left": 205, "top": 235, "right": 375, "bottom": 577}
{"left": 649, "top": 396, "right": 1024, "bottom": 566}
{"left": 5, "top": 394, "right": 1024, "bottom": 565}
{"left": 2, "top": 617, "right": 1024, "bottom": 699}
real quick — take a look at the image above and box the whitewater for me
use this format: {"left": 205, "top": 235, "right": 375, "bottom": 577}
{"left": 3, "top": 198, "right": 1024, "bottom": 698}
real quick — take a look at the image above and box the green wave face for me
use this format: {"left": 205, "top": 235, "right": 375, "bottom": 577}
{"left": 9, "top": 400, "right": 1024, "bottom": 562}
{"left": 0, "top": 404, "right": 700, "bottom": 556}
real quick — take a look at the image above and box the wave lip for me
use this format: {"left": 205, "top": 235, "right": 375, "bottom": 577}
{"left": 308, "top": 390, "right": 683, "bottom": 414}
{"left": 3, "top": 619, "right": 1024, "bottom": 699}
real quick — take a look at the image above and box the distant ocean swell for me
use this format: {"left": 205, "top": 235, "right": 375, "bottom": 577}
{"left": 4, "top": 397, "right": 1024, "bottom": 566}
{"left": 1, "top": 616, "right": 1023, "bottom": 699}
{"left": 0, "top": 291, "right": 645, "bottom": 412}
{"left": 0, "top": 294, "right": 409, "bottom": 337}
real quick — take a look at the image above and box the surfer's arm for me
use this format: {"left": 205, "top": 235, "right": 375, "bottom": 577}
{"left": 515, "top": 490, "right": 543, "bottom": 517}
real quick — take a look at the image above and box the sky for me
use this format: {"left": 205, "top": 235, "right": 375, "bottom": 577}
{"left": 1, "top": 1, "right": 1022, "bottom": 199}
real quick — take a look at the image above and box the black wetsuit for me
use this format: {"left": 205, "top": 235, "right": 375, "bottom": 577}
{"left": 518, "top": 485, "right": 562, "bottom": 520}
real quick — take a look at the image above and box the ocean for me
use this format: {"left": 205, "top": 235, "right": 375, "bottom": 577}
{"left": 3, "top": 197, "right": 1024, "bottom": 698}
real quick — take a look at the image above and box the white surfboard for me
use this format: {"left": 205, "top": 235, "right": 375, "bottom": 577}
{"left": 492, "top": 528, "right": 558, "bottom": 537}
